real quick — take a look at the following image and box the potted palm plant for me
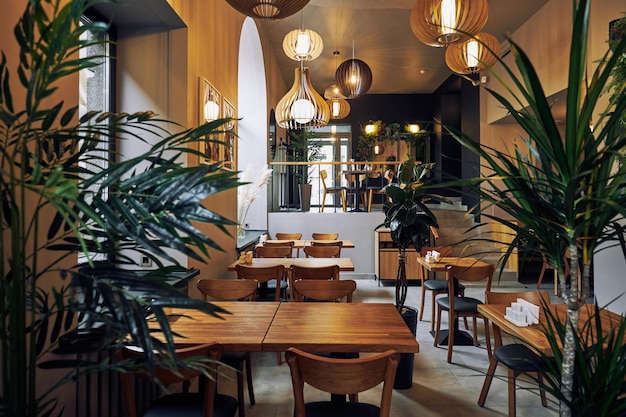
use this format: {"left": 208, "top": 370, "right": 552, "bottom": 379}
{"left": 1, "top": 1, "right": 241, "bottom": 416}
{"left": 287, "top": 128, "right": 322, "bottom": 211}
{"left": 445, "top": 0, "right": 626, "bottom": 414}
{"left": 377, "top": 158, "right": 448, "bottom": 389}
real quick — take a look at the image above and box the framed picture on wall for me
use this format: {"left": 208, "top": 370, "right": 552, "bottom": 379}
{"left": 199, "top": 77, "right": 221, "bottom": 164}
{"left": 222, "top": 97, "right": 237, "bottom": 171}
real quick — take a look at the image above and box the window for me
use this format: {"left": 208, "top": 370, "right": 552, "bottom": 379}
{"left": 309, "top": 124, "right": 351, "bottom": 208}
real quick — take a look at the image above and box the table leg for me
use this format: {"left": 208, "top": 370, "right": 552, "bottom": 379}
{"left": 430, "top": 316, "right": 474, "bottom": 346}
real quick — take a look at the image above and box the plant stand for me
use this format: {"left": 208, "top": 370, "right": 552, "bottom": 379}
{"left": 299, "top": 183, "right": 312, "bottom": 212}
{"left": 394, "top": 249, "right": 417, "bottom": 389}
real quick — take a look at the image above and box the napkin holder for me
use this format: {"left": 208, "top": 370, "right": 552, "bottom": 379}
{"left": 504, "top": 298, "right": 540, "bottom": 327}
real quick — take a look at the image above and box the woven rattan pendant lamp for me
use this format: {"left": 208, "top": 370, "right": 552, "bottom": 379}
{"left": 276, "top": 63, "right": 330, "bottom": 129}
{"left": 410, "top": 0, "right": 489, "bottom": 47}
{"left": 225, "top": 0, "right": 310, "bottom": 19}
{"left": 326, "top": 98, "right": 351, "bottom": 119}
{"left": 445, "top": 32, "right": 500, "bottom": 74}
{"left": 283, "top": 29, "right": 323, "bottom": 61}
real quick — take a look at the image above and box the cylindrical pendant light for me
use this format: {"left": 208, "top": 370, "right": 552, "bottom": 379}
{"left": 326, "top": 98, "right": 350, "bottom": 119}
{"left": 225, "top": 0, "right": 310, "bottom": 19}
{"left": 276, "top": 66, "right": 330, "bottom": 129}
{"left": 445, "top": 32, "right": 500, "bottom": 74}
{"left": 283, "top": 28, "right": 323, "bottom": 61}
{"left": 410, "top": 0, "right": 489, "bottom": 47}
{"left": 335, "top": 58, "right": 373, "bottom": 99}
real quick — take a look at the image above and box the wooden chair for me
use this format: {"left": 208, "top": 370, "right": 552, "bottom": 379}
{"left": 366, "top": 169, "right": 394, "bottom": 212}
{"left": 434, "top": 263, "right": 495, "bottom": 363}
{"left": 235, "top": 264, "right": 286, "bottom": 301}
{"left": 320, "top": 169, "right": 347, "bottom": 212}
{"left": 311, "top": 232, "right": 339, "bottom": 240}
{"left": 310, "top": 240, "right": 343, "bottom": 256}
{"left": 344, "top": 172, "right": 367, "bottom": 210}
{"left": 196, "top": 279, "right": 257, "bottom": 417}
{"left": 255, "top": 244, "right": 293, "bottom": 259}
{"left": 418, "top": 245, "right": 454, "bottom": 330}
{"left": 292, "top": 279, "right": 357, "bottom": 302}
{"left": 285, "top": 347, "right": 400, "bottom": 417}
{"left": 116, "top": 343, "right": 238, "bottom": 417}
{"left": 274, "top": 233, "right": 302, "bottom": 256}
{"left": 290, "top": 265, "right": 340, "bottom": 298}
{"left": 303, "top": 245, "right": 341, "bottom": 258}
{"left": 478, "top": 291, "right": 551, "bottom": 417}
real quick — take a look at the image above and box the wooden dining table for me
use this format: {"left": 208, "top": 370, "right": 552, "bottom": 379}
{"left": 478, "top": 303, "right": 625, "bottom": 356}
{"left": 415, "top": 256, "right": 491, "bottom": 346}
{"left": 161, "top": 301, "right": 419, "bottom": 354}
{"left": 263, "top": 302, "right": 419, "bottom": 353}
{"left": 227, "top": 257, "right": 355, "bottom": 271}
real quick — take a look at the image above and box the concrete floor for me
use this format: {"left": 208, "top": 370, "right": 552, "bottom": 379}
{"left": 218, "top": 274, "right": 561, "bottom": 417}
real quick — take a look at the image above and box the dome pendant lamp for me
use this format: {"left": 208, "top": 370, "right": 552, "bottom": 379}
{"left": 410, "top": 0, "right": 489, "bottom": 47}
{"left": 276, "top": 64, "right": 330, "bottom": 129}
{"left": 445, "top": 32, "right": 500, "bottom": 74}
{"left": 335, "top": 58, "right": 373, "bottom": 98}
{"left": 225, "top": 0, "right": 310, "bottom": 19}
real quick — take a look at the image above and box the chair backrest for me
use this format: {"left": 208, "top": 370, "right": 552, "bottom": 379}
{"left": 445, "top": 264, "right": 495, "bottom": 311}
{"left": 117, "top": 343, "right": 223, "bottom": 417}
{"left": 285, "top": 348, "right": 400, "bottom": 417}
{"left": 197, "top": 278, "right": 258, "bottom": 301}
{"left": 290, "top": 264, "right": 340, "bottom": 281}
{"left": 311, "top": 232, "right": 339, "bottom": 240}
{"left": 292, "top": 279, "right": 357, "bottom": 302}
{"left": 255, "top": 244, "right": 293, "bottom": 258}
{"left": 320, "top": 169, "right": 329, "bottom": 191}
{"left": 303, "top": 244, "right": 341, "bottom": 258}
{"left": 236, "top": 264, "right": 286, "bottom": 301}
{"left": 275, "top": 233, "right": 302, "bottom": 240}
{"left": 263, "top": 240, "right": 295, "bottom": 248}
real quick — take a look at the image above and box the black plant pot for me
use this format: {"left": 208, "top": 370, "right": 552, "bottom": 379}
{"left": 394, "top": 305, "right": 418, "bottom": 389}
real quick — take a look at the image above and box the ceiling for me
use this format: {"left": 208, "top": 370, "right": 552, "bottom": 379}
{"left": 255, "top": 0, "right": 550, "bottom": 95}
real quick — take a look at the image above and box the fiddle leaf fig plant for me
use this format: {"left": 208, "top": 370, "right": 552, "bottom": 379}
{"left": 1, "top": 1, "right": 241, "bottom": 416}
{"left": 377, "top": 159, "right": 449, "bottom": 311}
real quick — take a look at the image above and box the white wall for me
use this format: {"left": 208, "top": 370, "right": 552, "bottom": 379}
{"left": 268, "top": 211, "right": 385, "bottom": 274}
{"left": 117, "top": 28, "right": 189, "bottom": 267}
{"left": 238, "top": 18, "right": 269, "bottom": 232}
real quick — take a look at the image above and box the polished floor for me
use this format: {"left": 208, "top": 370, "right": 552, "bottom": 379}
{"left": 218, "top": 274, "right": 561, "bottom": 417}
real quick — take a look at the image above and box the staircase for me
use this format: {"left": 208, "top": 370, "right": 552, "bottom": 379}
{"left": 430, "top": 201, "right": 519, "bottom": 286}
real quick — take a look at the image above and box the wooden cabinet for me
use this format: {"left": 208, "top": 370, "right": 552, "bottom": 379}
{"left": 375, "top": 229, "right": 423, "bottom": 281}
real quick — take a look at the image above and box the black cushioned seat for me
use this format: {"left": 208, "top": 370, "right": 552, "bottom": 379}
{"left": 423, "top": 280, "right": 465, "bottom": 292}
{"left": 435, "top": 295, "right": 482, "bottom": 313}
{"left": 495, "top": 343, "right": 545, "bottom": 373}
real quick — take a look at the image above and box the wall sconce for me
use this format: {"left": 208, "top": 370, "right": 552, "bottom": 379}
{"left": 202, "top": 79, "right": 220, "bottom": 122}
{"left": 408, "top": 124, "right": 420, "bottom": 134}
{"left": 374, "top": 144, "right": 384, "bottom": 155}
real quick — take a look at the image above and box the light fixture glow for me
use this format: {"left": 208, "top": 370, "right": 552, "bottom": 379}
{"left": 365, "top": 124, "right": 376, "bottom": 134}
{"left": 276, "top": 66, "right": 330, "bottom": 129}
{"left": 283, "top": 28, "right": 323, "bottom": 61}
{"left": 335, "top": 58, "right": 373, "bottom": 99}
{"left": 408, "top": 124, "right": 420, "bottom": 134}
{"left": 225, "top": 0, "right": 310, "bottom": 20}
{"left": 326, "top": 98, "right": 350, "bottom": 119}
{"left": 203, "top": 100, "right": 219, "bottom": 122}
{"left": 445, "top": 32, "right": 500, "bottom": 74}
{"left": 410, "top": 0, "right": 489, "bottom": 47}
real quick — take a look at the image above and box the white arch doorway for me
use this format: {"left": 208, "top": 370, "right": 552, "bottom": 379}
{"left": 238, "top": 18, "right": 268, "bottom": 231}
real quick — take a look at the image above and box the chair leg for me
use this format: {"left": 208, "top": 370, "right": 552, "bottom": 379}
{"left": 235, "top": 361, "right": 246, "bottom": 417}
{"left": 321, "top": 191, "right": 326, "bottom": 212}
{"left": 472, "top": 316, "right": 479, "bottom": 347}
{"left": 430, "top": 291, "right": 438, "bottom": 331}
{"left": 447, "top": 310, "right": 455, "bottom": 363}
{"left": 419, "top": 281, "right": 426, "bottom": 321}
{"left": 341, "top": 191, "right": 347, "bottom": 212}
{"left": 507, "top": 368, "right": 518, "bottom": 417}
{"left": 433, "top": 306, "right": 443, "bottom": 347}
{"left": 245, "top": 354, "right": 255, "bottom": 405}
{"left": 537, "top": 373, "right": 548, "bottom": 407}
{"left": 367, "top": 190, "right": 373, "bottom": 212}
{"left": 276, "top": 352, "right": 282, "bottom": 365}
{"left": 478, "top": 356, "right": 499, "bottom": 406}
{"left": 483, "top": 318, "right": 492, "bottom": 360}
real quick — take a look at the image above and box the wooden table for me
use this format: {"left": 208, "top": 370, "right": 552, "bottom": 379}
{"left": 263, "top": 302, "right": 419, "bottom": 353}
{"left": 416, "top": 256, "right": 490, "bottom": 346}
{"left": 163, "top": 302, "right": 419, "bottom": 355}
{"left": 478, "top": 303, "right": 625, "bottom": 355}
{"left": 227, "top": 257, "right": 355, "bottom": 271}
{"left": 162, "top": 301, "right": 280, "bottom": 351}
{"left": 257, "top": 239, "right": 355, "bottom": 249}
